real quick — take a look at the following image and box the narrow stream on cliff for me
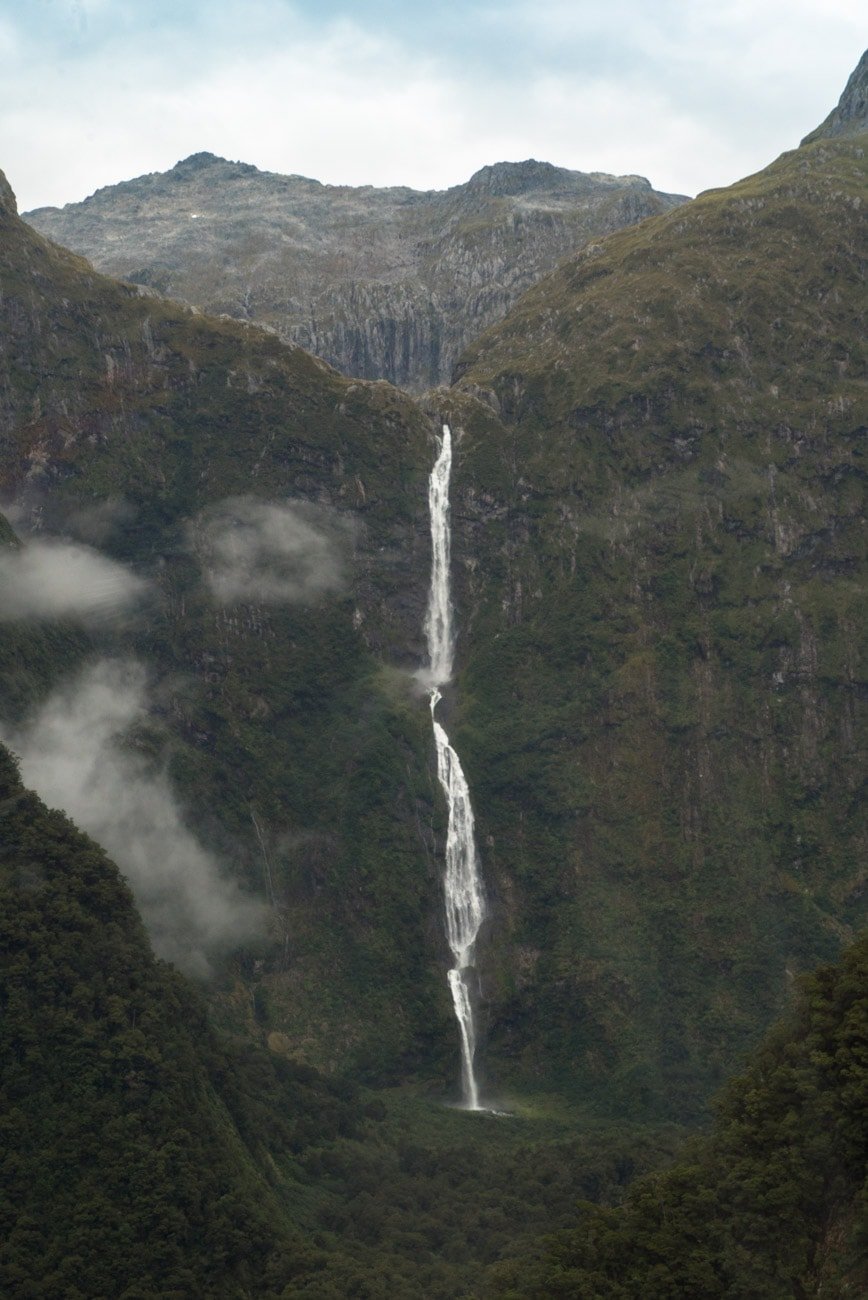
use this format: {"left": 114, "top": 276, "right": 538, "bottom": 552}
{"left": 423, "top": 424, "right": 486, "bottom": 1110}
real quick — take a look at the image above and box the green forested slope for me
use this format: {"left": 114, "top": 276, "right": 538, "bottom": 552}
{"left": 0, "top": 510, "right": 94, "bottom": 721}
{"left": 0, "top": 167, "right": 454, "bottom": 1079}
{"left": 0, "top": 742, "right": 356, "bottom": 1297}
{"left": 438, "top": 118, "right": 867, "bottom": 1114}
{"left": 486, "top": 933, "right": 868, "bottom": 1298}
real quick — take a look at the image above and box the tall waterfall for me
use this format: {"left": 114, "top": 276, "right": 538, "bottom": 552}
{"left": 423, "top": 424, "right": 486, "bottom": 1111}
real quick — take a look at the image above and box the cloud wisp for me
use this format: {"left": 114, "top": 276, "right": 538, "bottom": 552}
{"left": 3, "top": 660, "right": 264, "bottom": 976}
{"left": 191, "top": 496, "right": 350, "bottom": 605}
{"left": 0, "top": 538, "right": 146, "bottom": 623}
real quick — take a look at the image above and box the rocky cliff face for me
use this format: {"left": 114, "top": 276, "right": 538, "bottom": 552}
{"left": 802, "top": 47, "right": 868, "bottom": 143}
{"left": 24, "top": 156, "right": 686, "bottom": 391}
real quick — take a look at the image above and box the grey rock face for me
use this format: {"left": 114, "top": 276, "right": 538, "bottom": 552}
{"left": 0, "top": 169, "right": 17, "bottom": 216}
{"left": 24, "top": 156, "right": 687, "bottom": 391}
{"left": 802, "top": 48, "right": 868, "bottom": 144}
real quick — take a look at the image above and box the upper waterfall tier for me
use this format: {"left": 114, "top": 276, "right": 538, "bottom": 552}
{"left": 424, "top": 425, "right": 454, "bottom": 687}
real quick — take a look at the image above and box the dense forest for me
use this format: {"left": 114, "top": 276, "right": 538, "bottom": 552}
{"left": 486, "top": 935, "right": 868, "bottom": 1297}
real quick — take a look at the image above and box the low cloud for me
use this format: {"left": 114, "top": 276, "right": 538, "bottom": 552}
{"left": 3, "top": 660, "right": 264, "bottom": 976}
{"left": 64, "top": 495, "right": 137, "bottom": 546}
{"left": 192, "top": 497, "right": 349, "bottom": 605}
{"left": 0, "top": 538, "right": 145, "bottom": 622}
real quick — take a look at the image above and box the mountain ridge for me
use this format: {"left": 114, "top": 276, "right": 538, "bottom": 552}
{"left": 23, "top": 154, "right": 687, "bottom": 391}
{"left": 802, "top": 47, "right": 868, "bottom": 143}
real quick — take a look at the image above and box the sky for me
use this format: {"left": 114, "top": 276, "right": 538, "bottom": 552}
{"left": 0, "top": 0, "right": 864, "bottom": 211}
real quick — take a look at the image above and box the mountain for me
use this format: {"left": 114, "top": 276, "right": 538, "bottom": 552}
{"left": 6, "top": 691, "right": 864, "bottom": 1295}
{"left": 23, "top": 155, "right": 686, "bottom": 391}
{"left": 0, "top": 682, "right": 683, "bottom": 1296}
{"left": 430, "top": 60, "right": 868, "bottom": 1115}
{"left": 3, "top": 693, "right": 863, "bottom": 1294}
{"left": 2, "top": 53, "right": 867, "bottom": 1129}
{"left": 1, "top": 43, "right": 867, "bottom": 1300}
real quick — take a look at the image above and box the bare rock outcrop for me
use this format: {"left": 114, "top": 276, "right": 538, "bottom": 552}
{"left": 25, "top": 156, "right": 686, "bottom": 391}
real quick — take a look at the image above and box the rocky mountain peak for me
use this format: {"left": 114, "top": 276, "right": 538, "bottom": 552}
{"left": 173, "top": 150, "right": 224, "bottom": 170}
{"left": 168, "top": 151, "right": 260, "bottom": 180}
{"left": 802, "top": 48, "right": 868, "bottom": 144}
{"left": 463, "top": 158, "right": 652, "bottom": 198}
{"left": 23, "top": 154, "right": 685, "bottom": 390}
{"left": 465, "top": 159, "right": 573, "bottom": 195}
{"left": 0, "top": 169, "right": 18, "bottom": 217}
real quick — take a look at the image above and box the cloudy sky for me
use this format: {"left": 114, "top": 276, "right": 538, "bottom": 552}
{"left": 1, "top": 1, "right": 863, "bottom": 211}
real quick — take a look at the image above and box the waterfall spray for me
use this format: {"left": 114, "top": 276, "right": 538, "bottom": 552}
{"left": 423, "top": 425, "right": 486, "bottom": 1110}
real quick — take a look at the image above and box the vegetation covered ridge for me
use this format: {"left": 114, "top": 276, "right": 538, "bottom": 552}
{"left": 426, "top": 94, "right": 867, "bottom": 1116}
{"left": 0, "top": 741, "right": 360, "bottom": 1297}
{"left": 486, "top": 931, "right": 868, "bottom": 1297}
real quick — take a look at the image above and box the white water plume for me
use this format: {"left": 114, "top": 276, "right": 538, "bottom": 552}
{"left": 424, "top": 424, "right": 487, "bottom": 1111}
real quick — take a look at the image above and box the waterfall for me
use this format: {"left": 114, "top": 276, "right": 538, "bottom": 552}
{"left": 425, "top": 426, "right": 454, "bottom": 686}
{"left": 423, "top": 424, "right": 486, "bottom": 1111}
